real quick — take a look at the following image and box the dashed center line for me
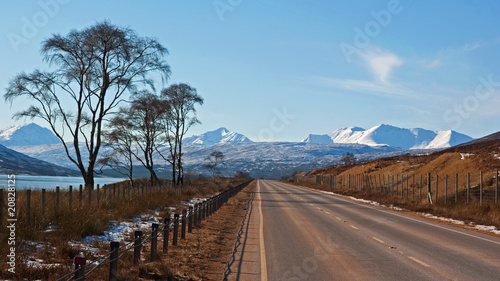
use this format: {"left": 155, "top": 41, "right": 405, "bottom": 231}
{"left": 409, "top": 256, "right": 431, "bottom": 268}
{"left": 372, "top": 237, "right": 385, "bottom": 244}
{"left": 336, "top": 217, "right": 342, "bottom": 221}
{"left": 350, "top": 225, "right": 359, "bottom": 230}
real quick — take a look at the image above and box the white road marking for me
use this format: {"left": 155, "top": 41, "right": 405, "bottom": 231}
{"left": 336, "top": 217, "right": 342, "bottom": 221}
{"left": 350, "top": 225, "right": 359, "bottom": 230}
{"left": 409, "top": 256, "right": 431, "bottom": 268}
{"left": 372, "top": 237, "right": 385, "bottom": 244}
{"left": 257, "top": 181, "right": 268, "bottom": 281}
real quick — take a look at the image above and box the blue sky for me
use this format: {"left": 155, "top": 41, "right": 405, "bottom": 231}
{"left": 1, "top": 0, "right": 500, "bottom": 141}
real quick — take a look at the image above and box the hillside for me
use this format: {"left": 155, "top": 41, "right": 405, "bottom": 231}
{"left": 303, "top": 137, "right": 500, "bottom": 197}
{"left": 0, "top": 144, "right": 79, "bottom": 176}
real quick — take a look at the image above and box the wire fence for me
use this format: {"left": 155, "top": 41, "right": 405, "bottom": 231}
{"left": 51, "top": 179, "right": 250, "bottom": 281}
{"left": 293, "top": 171, "right": 500, "bottom": 205}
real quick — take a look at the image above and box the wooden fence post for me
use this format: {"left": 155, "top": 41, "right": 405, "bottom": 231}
{"left": 109, "top": 242, "right": 120, "bottom": 281}
{"left": 406, "top": 175, "right": 409, "bottom": 198}
{"left": 96, "top": 184, "right": 100, "bottom": 206}
{"left": 151, "top": 223, "right": 159, "bottom": 262}
{"left": 188, "top": 206, "right": 193, "bottom": 233}
{"left": 42, "top": 189, "right": 46, "bottom": 219}
{"left": 134, "top": 230, "right": 142, "bottom": 265}
{"left": 56, "top": 186, "right": 60, "bottom": 215}
{"left": 74, "top": 257, "right": 86, "bottom": 280}
{"left": 427, "top": 173, "right": 432, "bottom": 204}
{"left": 69, "top": 185, "right": 73, "bottom": 209}
{"left": 163, "top": 218, "right": 170, "bottom": 254}
{"left": 27, "top": 189, "right": 31, "bottom": 225}
{"left": 79, "top": 185, "right": 83, "bottom": 207}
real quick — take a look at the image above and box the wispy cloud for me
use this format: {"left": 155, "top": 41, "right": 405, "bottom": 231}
{"left": 306, "top": 76, "right": 414, "bottom": 98}
{"left": 422, "top": 59, "right": 442, "bottom": 69}
{"left": 354, "top": 47, "right": 403, "bottom": 84}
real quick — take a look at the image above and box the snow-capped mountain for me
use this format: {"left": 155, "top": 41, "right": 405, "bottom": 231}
{"left": 183, "top": 127, "right": 253, "bottom": 145}
{"left": 1, "top": 123, "right": 473, "bottom": 178}
{"left": 0, "top": 123, "right": 60, "bottom": 147}
{"left": 302, "top": 124, "right": 473, "bottom": 149}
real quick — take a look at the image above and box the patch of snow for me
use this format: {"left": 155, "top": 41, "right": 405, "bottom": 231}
{"left": 460, "top": 153, "right": 474, "bottom": 160}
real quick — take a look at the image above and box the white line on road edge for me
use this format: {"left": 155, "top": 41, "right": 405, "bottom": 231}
{"left": 409, "top": 256, "right": 431, "bottom": 268}
{"left": 372, "top": 237, "right": 385, "bottom": 244}
{"left": 258, "top": 181, "right": 268, "bottom": 281}
{"left": 285, "top": 182, "right": 500, "bottom": 246}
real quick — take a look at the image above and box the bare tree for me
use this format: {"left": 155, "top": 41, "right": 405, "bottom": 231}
{"left": 234, "top": 170, "right": 251, "bottom": 179}
{"left": 4, "top": 21, "right": 170, "bottom": 189}
{"left": 98, "top": 115, "right": 136, "bottom": 188}
{"left": 204, "top": 151, "right": 225, "bottom": 182}
{"left": 341, "top": 152, "right": 356, "bottom": 166}
{"left": 160, "top": 83, "right": 203, "bottom": 186}
{"left": 109, "top": 92, "right": 168, "bottom": 187}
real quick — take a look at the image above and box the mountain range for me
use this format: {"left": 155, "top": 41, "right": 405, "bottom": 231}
{"left": 0, "top": 123, "right": 476, "bottom": 178}
{"left": 302, "top": 124, "right": 473, "bottom": 149}
{"left": 183, "top": 127, "right": 252, "bottom": 145}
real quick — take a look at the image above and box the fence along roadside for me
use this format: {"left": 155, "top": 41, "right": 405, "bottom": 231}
{"left": 303, "top": 171, "right": 499, "bottom": 205}
{"left": 53, "top": 179, "right": 251, "bottom": 281}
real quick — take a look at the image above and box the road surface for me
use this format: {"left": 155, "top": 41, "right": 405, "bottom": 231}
{"left": 224, "top": 180, "right": 500, "bottom": 281}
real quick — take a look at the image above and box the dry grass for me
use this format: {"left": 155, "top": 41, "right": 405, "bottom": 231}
{"left": 0, "top": 178, "right": 250, "bottom": 280}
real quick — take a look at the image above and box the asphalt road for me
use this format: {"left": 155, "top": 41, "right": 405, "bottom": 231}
{"left": 225, "top": 180, "right": 500, "bottom": 281}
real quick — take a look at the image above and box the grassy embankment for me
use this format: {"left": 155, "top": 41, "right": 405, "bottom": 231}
{"left": 0, "top": 177, "right": 249, "bottom": 280}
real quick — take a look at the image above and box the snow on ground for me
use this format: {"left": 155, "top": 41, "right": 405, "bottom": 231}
{"left": 460, "top": 153, "right": 474, "bottom": 160}
{"left": 69, "top": 197, "right": 210, "bottom": 255}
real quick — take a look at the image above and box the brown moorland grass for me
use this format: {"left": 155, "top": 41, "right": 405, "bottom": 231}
{"left": 0, "top": 177, "right": 250, "bottom": 280}
{"left": 301, "top": 139, "right": 500, "bottom": 203}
